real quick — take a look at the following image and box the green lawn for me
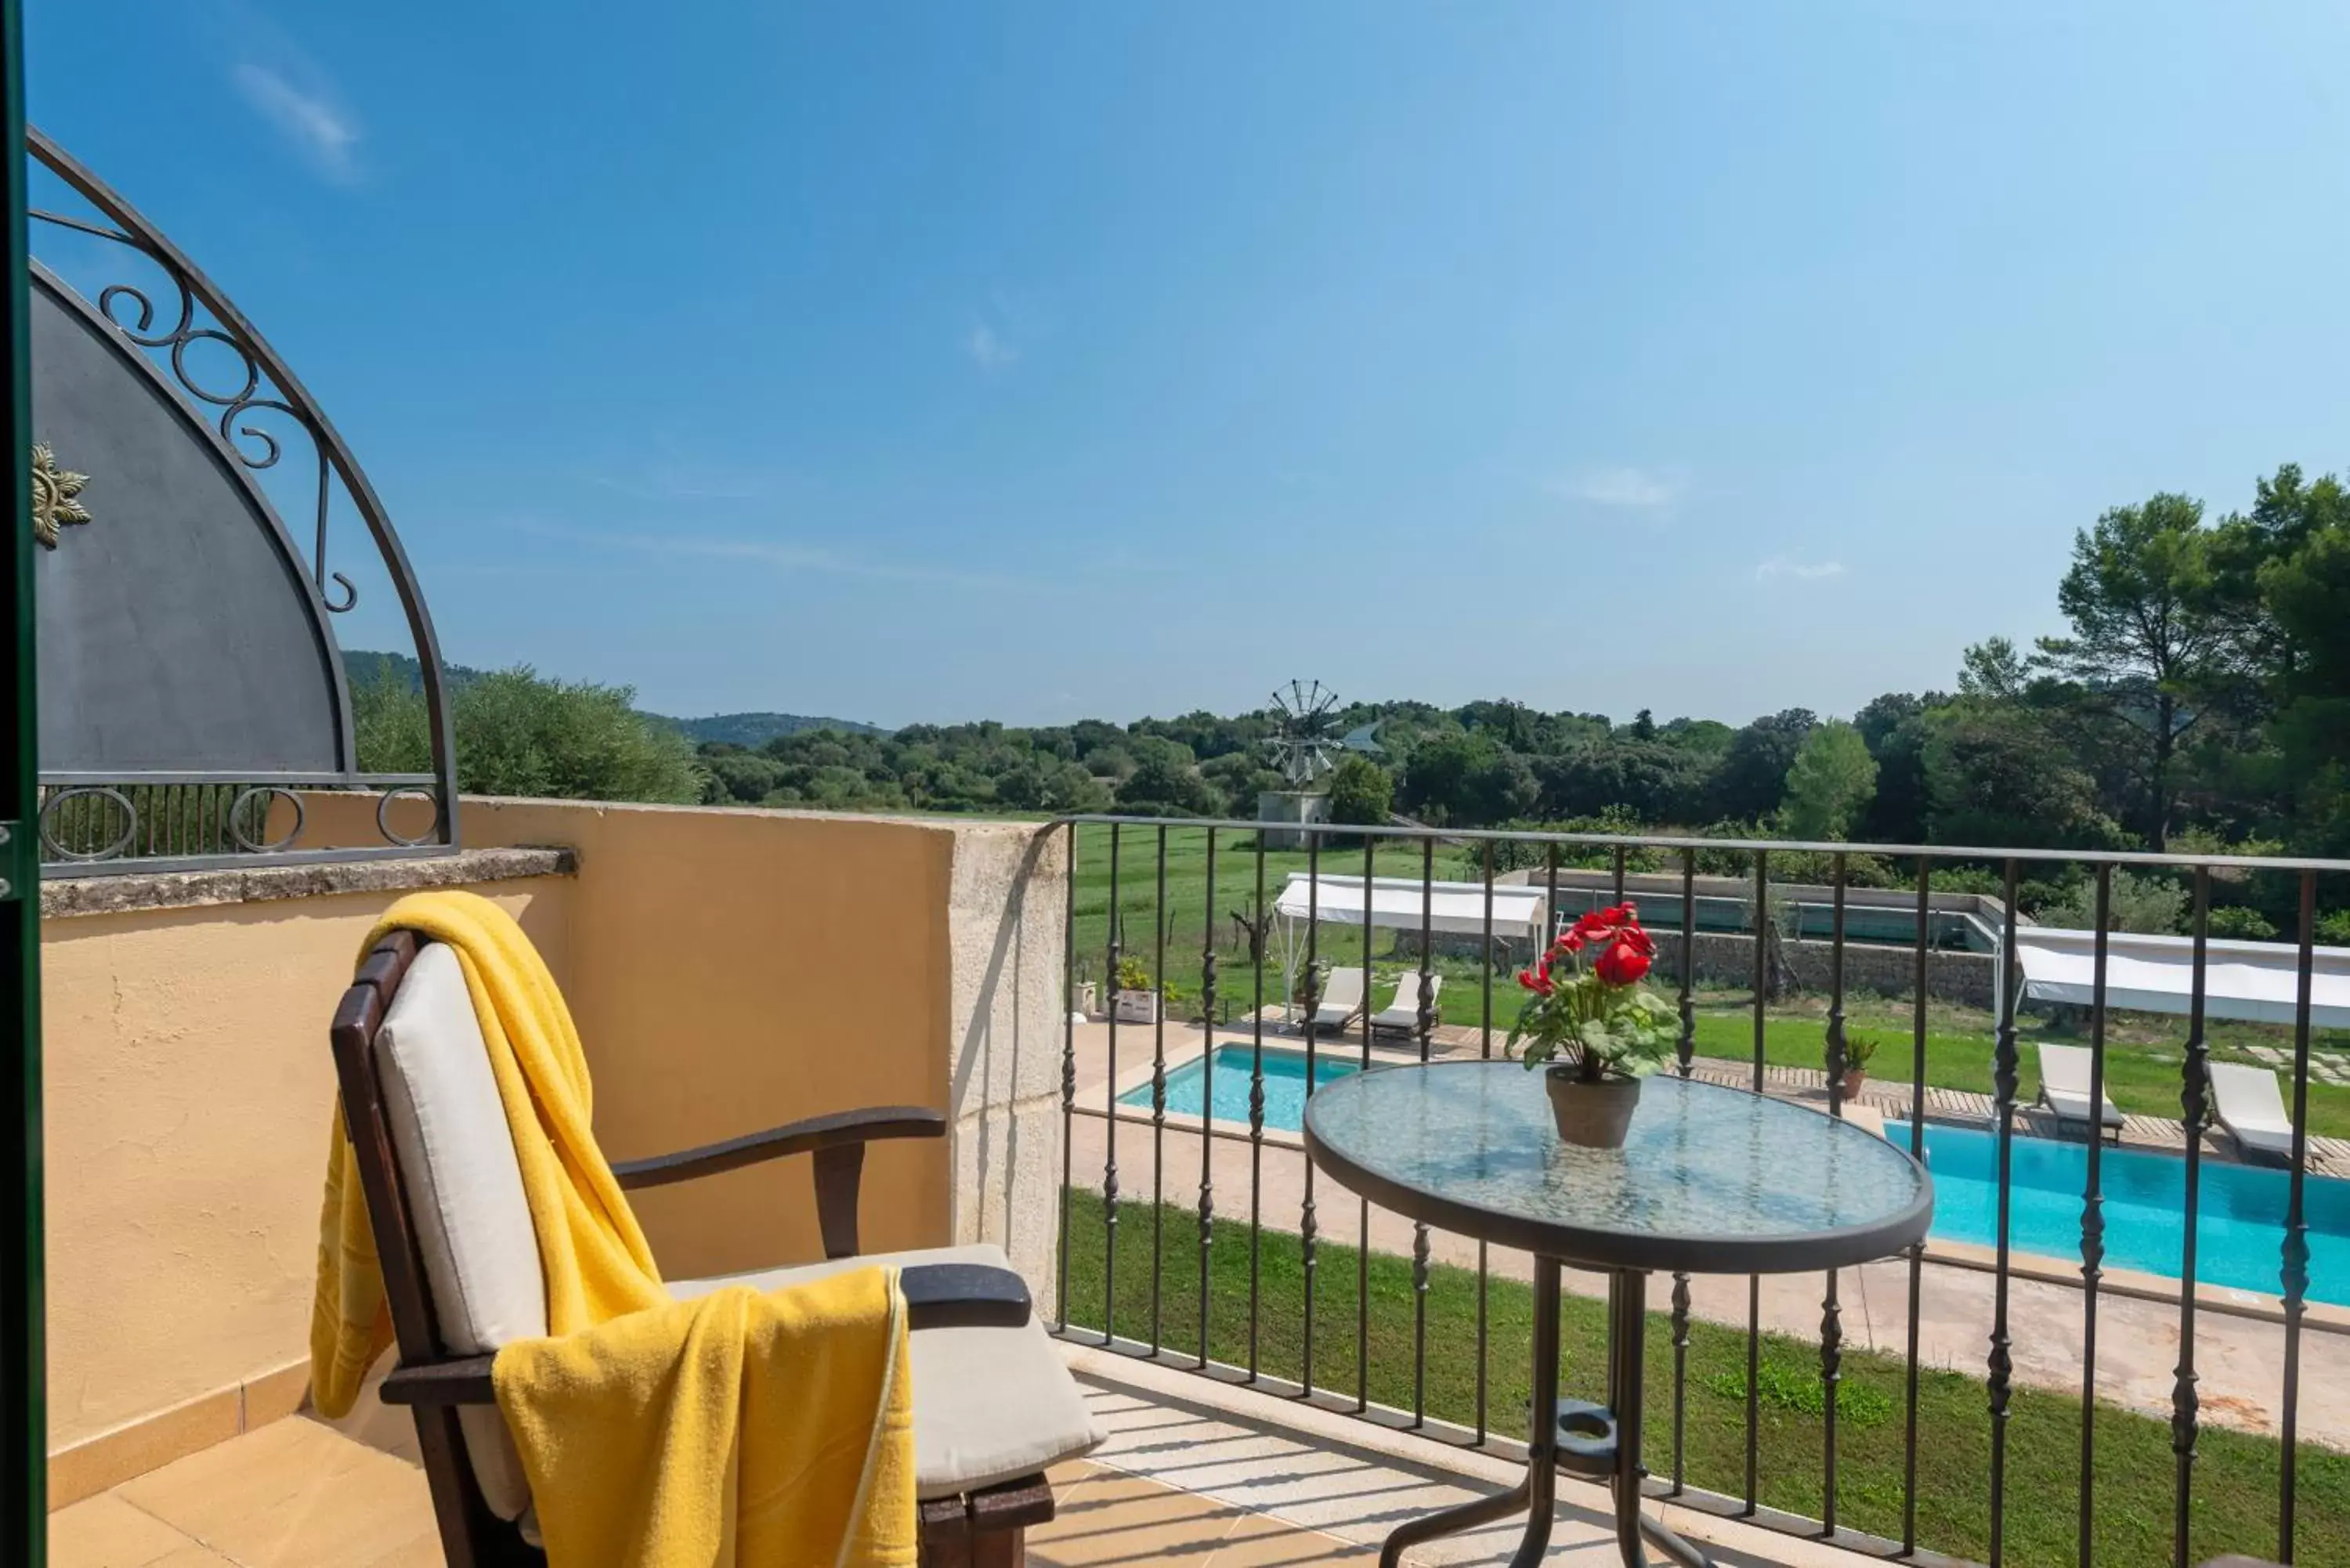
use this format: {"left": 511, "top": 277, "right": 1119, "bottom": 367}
{"left": 1061, "top": 1190, "right": 2349, "bottom": 1568}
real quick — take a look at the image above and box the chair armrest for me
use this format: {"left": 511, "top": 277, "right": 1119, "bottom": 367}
{"left": 375, "top": 1266, "right": 1028, "bottom": 1410}
{"left": 610, "top": 1105, "right": 944, "bottom": 1190}
{"left": 379, "top": 1354, "right": 497, "bottom": 1407}
{"left": 609, "top": 1105, "right": 945, "bottom": 1260}
{"left": 902, "top": 1263, "right": 1031, "bottom": 1330}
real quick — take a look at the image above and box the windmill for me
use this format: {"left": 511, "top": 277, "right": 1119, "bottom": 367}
{"left": 1263, "top": 680, "right": 1381, "bottom": 789}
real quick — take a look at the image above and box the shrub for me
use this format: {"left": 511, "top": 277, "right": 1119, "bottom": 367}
{"left": 2205, "top": 906, "right": 2280, "bottom": 941}
{"left": 355, "top": 665, "right": 703, "bottom": 804}
{"left": 2034, "top": 869, "right": 2186, "bottom": 934}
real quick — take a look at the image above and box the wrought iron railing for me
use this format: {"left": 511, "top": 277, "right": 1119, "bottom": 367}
{"left": 1049, "top": 815, "right": 2350, "bottom": 1568}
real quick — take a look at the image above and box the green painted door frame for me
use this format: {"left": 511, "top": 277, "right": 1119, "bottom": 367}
{"left": 1, "top": 0, "right": 47, "bottom": 1559}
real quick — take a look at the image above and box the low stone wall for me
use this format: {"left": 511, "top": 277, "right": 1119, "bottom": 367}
{"left": 1396, "top": 925, "right": 1995, "bottom": 1008}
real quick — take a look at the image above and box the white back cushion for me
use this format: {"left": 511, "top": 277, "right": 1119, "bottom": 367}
{"left": 376, "top": 941, "right": 542, "bottom": 1520}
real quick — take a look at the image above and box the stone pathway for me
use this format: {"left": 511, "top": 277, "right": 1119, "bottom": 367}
{"left": 2240, "top": 1041, "right": 2350, "bottom": 1087}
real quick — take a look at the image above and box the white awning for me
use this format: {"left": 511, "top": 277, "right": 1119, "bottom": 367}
{"left": 1272, "top": 873, "right": 1549, "bottom": 944}
{"left": 2013, "top": 925, "right": 2350, "bottom": 1030}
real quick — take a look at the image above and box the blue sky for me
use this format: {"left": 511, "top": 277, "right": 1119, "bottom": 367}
{"left": 25, "top": 2, "right": 2350, "bottom": 728}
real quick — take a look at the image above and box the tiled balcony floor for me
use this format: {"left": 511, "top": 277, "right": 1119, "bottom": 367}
{"left": 51, "top": 1353, "right": 1859, "bottom": 1568}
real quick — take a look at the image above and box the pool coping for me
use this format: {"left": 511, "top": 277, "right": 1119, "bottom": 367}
{"left": 1103, "top": 1027, "right": 1433, "bottom": 1152}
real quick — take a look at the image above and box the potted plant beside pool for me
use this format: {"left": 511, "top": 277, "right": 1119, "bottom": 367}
{"left": 1509, "top": 902, "right": 1675, "bottom": 1149}
{"left": 1114, "top": 956, "right": 1159, "bottom": 1025}
{"left": 1840, "top": 1031, "right": 1878, "bottom": 1099}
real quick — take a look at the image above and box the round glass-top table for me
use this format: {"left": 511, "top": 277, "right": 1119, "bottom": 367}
{"left": 1302, "top": 1062, "right": 1933, "bottom": 1567}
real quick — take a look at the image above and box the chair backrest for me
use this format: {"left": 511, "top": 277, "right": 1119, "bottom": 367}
{"left": 2209, "top": 1061, "right": 2291, "bottom": 1127}
{"left": 2037, "top": 1042, "right": 2092, "bottom": 1095}
{"left": 1317, "top": 968, "right": 1365, "bottom": 1010}
{"left": 334, "top": 934, "right": 543, "bottom": 1529}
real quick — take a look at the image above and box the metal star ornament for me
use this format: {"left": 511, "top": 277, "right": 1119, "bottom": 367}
{"left": 31, "top": 443, "right": 92, "bottom": 549}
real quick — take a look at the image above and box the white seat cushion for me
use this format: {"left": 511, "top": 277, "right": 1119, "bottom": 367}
{"left": 375, "top": 942, "right": 543, "bottom": 1521}
{"left": 673, "top": 1243, "right": 1104, "bottom": 1499}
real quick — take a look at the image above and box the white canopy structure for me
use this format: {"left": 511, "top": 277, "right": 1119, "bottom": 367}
{"left": 1270, "top": 873, "right": 1549, "bottom": 1020}
{"left": 2013, "top": 925, "right": 2350, "bottom": 1030}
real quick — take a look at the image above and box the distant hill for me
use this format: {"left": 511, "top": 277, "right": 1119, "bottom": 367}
{"left": 343, "top": 650, "right": 884, "bottom": 746}
{"left": 651, "top": 711, "right": 887, "bottom": 746}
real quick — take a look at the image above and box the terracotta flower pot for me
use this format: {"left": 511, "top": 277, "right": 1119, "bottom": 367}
{"left": 1841, "top": 1068, "right": 1868, "bottom": 1100}
{"left": 1544, "top": 1068, "right": 1641, "bottom": 1149}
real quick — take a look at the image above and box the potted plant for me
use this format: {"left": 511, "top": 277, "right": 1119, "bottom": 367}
{"left": 1509, "top": 902, "right": 1676, "bottom": 1148}
{"left": 1113, "top": 956, "right": 1159, "bottom": 1024}
{"left": 1839, "top": 1031, "right": 1878, "bottom": 1099}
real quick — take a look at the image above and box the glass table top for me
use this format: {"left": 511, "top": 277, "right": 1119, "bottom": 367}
{"left": 1302, "top": 1061, "right": 1933, "bottom": 1273}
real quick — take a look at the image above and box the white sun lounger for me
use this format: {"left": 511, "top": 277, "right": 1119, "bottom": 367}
{"left": 1309, "top": 967, "right": 1365, "bottom": 1033}
{"left": 1369, "top": 973, "right": 1441, "bottom": 1035}
{"left": 2209, "top": 1061, "right": 2299, "bottom": 1163}
{"left": 2035, "top": 1042, "right": 2124, "bottom": 1142}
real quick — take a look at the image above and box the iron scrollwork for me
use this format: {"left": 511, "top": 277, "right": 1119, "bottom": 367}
{"left": 26, "top": 126, "right": 460, "bottom": 879}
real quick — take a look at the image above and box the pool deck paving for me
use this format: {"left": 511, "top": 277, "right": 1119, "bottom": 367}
{"left": 1066, "top": 1019, "right": 2350, "bottom": 1454}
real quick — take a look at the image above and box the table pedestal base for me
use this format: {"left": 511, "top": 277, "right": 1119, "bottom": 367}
{"left": 1377, "top": 1260, "right": 1712, "bottom": 1568}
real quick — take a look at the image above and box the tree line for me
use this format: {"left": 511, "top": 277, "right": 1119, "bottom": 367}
{"left": 357, "top": 461, "right": 2350, "bottom": 937}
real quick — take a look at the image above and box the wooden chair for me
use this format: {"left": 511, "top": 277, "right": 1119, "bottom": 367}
{"left": 330, "top": 929, "right": 1099, "bottom": 1566}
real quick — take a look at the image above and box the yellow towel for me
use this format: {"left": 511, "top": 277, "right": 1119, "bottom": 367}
{"left": 309, "top": 890, "right": 916, "bottom": 1567}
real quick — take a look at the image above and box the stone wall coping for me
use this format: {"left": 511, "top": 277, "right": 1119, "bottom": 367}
{"left": 41, "top": 846, "right": 577, "bottom": 919}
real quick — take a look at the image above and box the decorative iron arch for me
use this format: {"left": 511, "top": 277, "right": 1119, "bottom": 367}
{"left": 24, "top": 126, "right": 457, "bottom": 874}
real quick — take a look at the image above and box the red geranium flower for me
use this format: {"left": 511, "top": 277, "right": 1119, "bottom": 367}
{"left": 1593, "top": 938, "right": 1652, "bottom": 987}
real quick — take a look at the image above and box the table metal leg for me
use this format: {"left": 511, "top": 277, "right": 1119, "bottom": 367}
{"left": 1377, "top": 1256, "right": 1560, "bottom": 1567}
{"left": 1376, "top": 1259, "right": 1713, "bottom": 1567}
{"left": 1608, "top": 1270, "right": 1713, "bottom": 1568}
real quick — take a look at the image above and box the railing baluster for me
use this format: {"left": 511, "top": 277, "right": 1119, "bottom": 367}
{"left": 1197, "top": 828, "right": 1217, "bottom": 1369}
{"left": 2281, "top": 869, "right": 2316, "bottom": 1563}
{"left": 2172, "top": 867, "right": 2210, "bottom": 1568}
{"left": 1102, "top": 823, "right": 1122, "bottom": 1346}
{"left": 1412, "top": 834, "right": 1436, "bottom": 1427}
{"left": 1672, "top": 847, "right": 1695, "bottom": 1495}
{"left": 1747, "top": 847, "right": 1767, "bottom": 1514}
{"left": 1247, "top": 838, "right": 1267, "bottom": 1381}
{"left": 1821, "top": 854, "right": 1846, "bottom": 1535}
{"left": 1357, "top": 834, "right": 1375, "bottom": 1413}
{"left": 1058, "top": 822, "right": 1077, "bottom": 1330}
{"left": 1904, "top": 858, "right": 1929, "bottom": 1556}
{"left": 1300, "top": 833, "right": 1321, "bottom": 1398}
{"left": 1150, "top": 825, "right": 1169, "bottom": 1356}
{"left": 1989, "top": 856, "right": 2021, "bottom": 1568}
{"left": 2079, "top": 864, "right": 2111, "bottom": 1566}
{"left": 1477, "top": 839, "right": 1494, "bottom": 1446}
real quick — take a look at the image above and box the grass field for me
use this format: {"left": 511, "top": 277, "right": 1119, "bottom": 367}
{"left": 1061, "top": 1190, "right": 2349, "bottom": 1568}
{"left": 1068, "top": 823, "right": 2350, "bottom": 1140}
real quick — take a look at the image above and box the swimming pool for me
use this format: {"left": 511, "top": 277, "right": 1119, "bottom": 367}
{"left": 1125, "top": 1052, "right": 2350, "bottom": 1305}
{"left": 1895, "top": 1119, "right": 2350, "bottom": 1306}
{"left": 1121, "top": 1043, "right": 1361, "bottom": 1131}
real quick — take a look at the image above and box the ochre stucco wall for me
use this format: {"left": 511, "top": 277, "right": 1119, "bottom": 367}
{"left": 41, "top": 879, "right": 572, "bottom": 1460}
{"left": 447, "top": 799, "right": 958, "bottom": 1281}
{"left": 43, "top": 797, "right": 1065, "bottom": 1501}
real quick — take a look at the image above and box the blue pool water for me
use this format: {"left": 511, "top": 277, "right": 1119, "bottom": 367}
{"left": 1895, "top": 1120, "right": 2350, "bottom": 1306}
{"left": 1127, "top": 1053, "right": 2350, "bottom": 1305}
{"left": 1123, "top": 1044, "right": 1360, "bottom": 1131}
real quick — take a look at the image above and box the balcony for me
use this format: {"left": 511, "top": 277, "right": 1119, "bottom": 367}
{"left": 34, "top": 804, "right": 2347, "bottom": 1566}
